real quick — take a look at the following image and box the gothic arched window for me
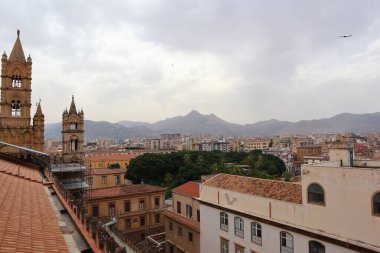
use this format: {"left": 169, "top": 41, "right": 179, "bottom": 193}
{"left": 11, "top": 75, "right": 21, "bottom": 88}
{"left": 11, "top": 99, "right": 21, "bottom": 117}
{"left": 70, "top": 138, "right": 79, "bottom": 151}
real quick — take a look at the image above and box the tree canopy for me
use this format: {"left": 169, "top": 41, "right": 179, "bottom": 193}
{"left": 125, "top": 150, "right": 286, "bottom": 196}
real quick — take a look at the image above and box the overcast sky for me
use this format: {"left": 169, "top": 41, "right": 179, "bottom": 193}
{"left": 1, "top": 0, "right": 380, "bottom": 124}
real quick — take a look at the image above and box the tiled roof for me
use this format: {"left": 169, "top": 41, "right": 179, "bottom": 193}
{"left": 203, "top": 174, "right": 302, "bottom": 204}
{"left": 173, "top": 181, "right": 200, "bottom": 198}
{"left": 0, "top": 159, "right": 42, "bottom": 183}
{"left": 0, "top": 159, "right": 69, "bottom": 252}
{"left": 163, "top": 209, "right": 200, "bottom": 232}
{"left": 85, "top": 168, "right": 127, "bottom": 175}
{"left": 88, "top": 184, "right": 166, "bottom": 200}
{"left": 85, "top": 153, "right": 140, "bottom": 162}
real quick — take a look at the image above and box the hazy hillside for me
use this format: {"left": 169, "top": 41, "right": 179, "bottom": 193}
{"left": 45, "top": 111, "right": 380, "bottom": 139}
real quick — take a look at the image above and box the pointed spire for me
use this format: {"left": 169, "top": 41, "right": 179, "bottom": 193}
{"left": 69, "top": 95, "right": 77, "bottom": 115}
{"left": 35, "top": 99, "right": 43, "bottom": 116}
{"left": 9, "top": 30, "right": 26, "bottom": 62}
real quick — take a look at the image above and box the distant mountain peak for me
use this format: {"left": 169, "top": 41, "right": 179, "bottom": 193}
{"left": 186, "top": 110, "right": 202, "bottom": 116}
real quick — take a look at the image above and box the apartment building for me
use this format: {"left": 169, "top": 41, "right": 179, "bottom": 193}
{"left": 85, "top": 168, "right": 127, "bottom": 189}
{"left": 84, "top": 152, "right": 140, "bottom": 169}
{"left": 199, "top": 149, "right": 380, "bottom": 253}
{"left": 164, "top": 181, "right": 201, "bottom": 253}
{"left": 296, "top": 145, "right": 322, "bottom": 163}
{"left": 243, "top": 138, "right": 270, "bottom": 152}
{"left": 87, "top": 184, "right": 166, "bottom": 243}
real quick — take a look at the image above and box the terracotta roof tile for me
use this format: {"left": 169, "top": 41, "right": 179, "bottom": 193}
{"left": 88, "top": 184, "right": 165, "bottom": 199}
{"left": 203, "top": 173, "right": 302, "bottom": 204}
{"left": 0, "top": 159, "right": 69, "bottom": 252}
{"left": 173, "top": 181, "right": 200, "bottom": 198}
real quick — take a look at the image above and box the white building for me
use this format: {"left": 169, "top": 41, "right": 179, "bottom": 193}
{"left": 199, "top": 149, "right": 380, "bottom": 253}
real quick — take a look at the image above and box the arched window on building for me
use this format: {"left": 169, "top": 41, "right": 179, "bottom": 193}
{"left": 220, "top": 212, "right": 228, "bottom": 231}
{"left": 70, "top": 138, "right": 79, "bottom": 151}
{"left": 309, "top": 240, "right": 325, "bottom": 253}
{"left": 234, "top": 217, "right": 244, "bottom": 238}
{"left": 280, "top": 231, "right": 293, "bottom": 253}
{"left": 11, "top": 75, "right": 21, "bottom": 88}
{"left": 373, "top": 192, "right": 380, "bottom": 216}
{"left": 251, "top": 222, "right": 262, "bottom": 245}
{"left": 70, "top": 122, "right": 77, "bottom": 130}
{"left": 308, "top": 183, "right": 325, "bottom": 205}
{"left": 11, "top": 99, "right": 21, "bottom": 117}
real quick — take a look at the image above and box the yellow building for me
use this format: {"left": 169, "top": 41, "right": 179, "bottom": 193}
{"left": 84, "top": 152, "right": 140, "bottom": 169}
{"left": 0, "top": 30, "right": 44, "bottom": 151}
{"left": 87, "top": 184, "right": 166, "bottom": 243}
{"left": 164, "top": 181, "right": 200, "bottom": 253}
{"left": 85, "top": 168, "right": 127, "bottom": 189}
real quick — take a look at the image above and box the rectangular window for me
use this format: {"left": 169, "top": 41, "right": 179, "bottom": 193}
{"left": 102, "top": 176, "right": 107, "bottom": 186}
{"left": 169, "top": 244, "right": 174, "bottom": 253}
{"left": 178, "top": 226, "right": 183, "bottom": 237}
{"left": 220, "top": 238, "right": 229, "bottom": 253}
{"left": 188, "top": 232, "right": 193, "bottom": 242}
{"left": 154, "top": 197, "right": 160, "bottom": 208}
{"left": 92, "top": 205, "right": 99, "bottom": 217}
{"left": 139, "top": 199, "right": 145, "bottom": 210}
{"left": 177, "top": 201, "right": 181, "bottom": 214}
{"left": 115, "top": 175, "right": 120, "bottom": 185}
{"left": 109, "top": 203, "right": 115, "bottom": 216}
{"left": 235, "top": 244, "right": 244, "bottom": 253}
{"left": 124, "top": 201, "right": 131, "bottom": 212}
{"left": 86, "top": 177, "right": 93, "bottom": 186}
{"left": 197, "top": 209, "right": 200, "bottom": 222}
{"left": 169, "top": 222, "right": 173, "bottom": 232}
{"left": 155, "top": 213, "right": 160, "bottom": 224}
{"left": 125, "top": 218, "right": 131, "bottom": 229}
{"left": 186, "top": 204, "right": 192, "bottom": 219}
{"left": 140, "top": 216, "right": 145, "bottom": 226}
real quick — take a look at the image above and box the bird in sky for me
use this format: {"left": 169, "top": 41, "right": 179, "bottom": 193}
{"left": 338, "top": 35, "right": 352, "bottom": 38}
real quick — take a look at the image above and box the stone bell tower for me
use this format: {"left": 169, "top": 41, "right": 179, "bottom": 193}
{"left": 0, "top": 30, "right": 44, "bottom": 151}
{"left": 62, "top": 96, "right": 84, "bottom": 163}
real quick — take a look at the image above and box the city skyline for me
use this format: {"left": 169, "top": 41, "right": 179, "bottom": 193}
{"left": 1, "top": 0, "right": 380, "bottom": 124}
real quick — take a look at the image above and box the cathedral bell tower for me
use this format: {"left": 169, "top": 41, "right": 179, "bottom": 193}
{"left": 0, "top": 30, "right": 44, "bottom": 151}
{"left": 62, "top": 96, "right": 84, "bottom": 163}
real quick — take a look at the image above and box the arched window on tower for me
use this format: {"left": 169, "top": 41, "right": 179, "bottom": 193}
{"left": 70, "top": 122, "right": 77, "bottom": 130}
{"left": 11, "top": 75, "right": 21, "bottom": 88}
{"left": 11, "top": 100, "right": 21, "bottom": 117}
{"left": 70, "top": 138, "right": 79, "bottom": 151}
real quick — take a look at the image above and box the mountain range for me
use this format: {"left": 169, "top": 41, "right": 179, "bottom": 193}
{"left": 45, "top": 110, "right": 380, "bottom": 139}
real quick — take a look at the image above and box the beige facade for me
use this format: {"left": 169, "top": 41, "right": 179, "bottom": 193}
{"left": 62, "top": 96, "right": 84, "bottom": 163}
{"left": 0, "top": 30, "right": 44, "bottom": 151}
{"left": 164, "top": 182, "right": 200, "bottom": 253}
{"left": 87, "top": 184, "right": 166, "bottom": 243}
{"left": 85, "top": 168, "right": 127, "bottom": 189}
{"left": 84, "top": 152, "right": 140, "bottom": 169}
{"left": 199, "top": 150, "right": 380, "bottom": 253}
{"left": 243, "top": 138, "right": 270, "bottom": 152}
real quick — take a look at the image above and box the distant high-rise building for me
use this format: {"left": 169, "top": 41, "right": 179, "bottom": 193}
{"left": 62, "top": 96, "right": 84, "bottom": 163}
{"left": 0, "top": 30, "right": 44, "bottom": 151}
